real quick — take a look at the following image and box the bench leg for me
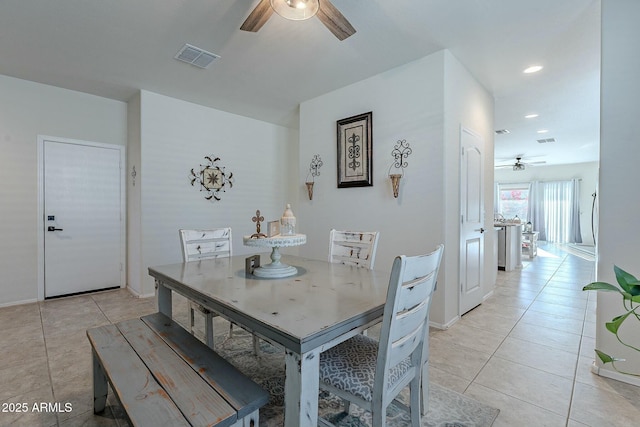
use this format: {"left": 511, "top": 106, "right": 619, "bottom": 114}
{"left": 92, "top": 349, "right": 109, "bottom": 413}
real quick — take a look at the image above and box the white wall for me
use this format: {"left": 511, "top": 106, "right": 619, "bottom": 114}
{"left": 297, "top": 50, "right": 494, "bottom": 327}
{"left": 494, "top": 161, "right": 599, "bottom": 245}
{"left": 0, "top": 75, "right": 127, "bottom": 306}
{"left": 595, "top": 0, "right": 640, "bottom": 384}
{"left": 127, "top": 93, "right": 143, "bottom": 294}
{"left": 443, "top": 51, "right": 496, "bottom": 321}
{"left": 128, "top": 91, "right": 298, "bottom": 296}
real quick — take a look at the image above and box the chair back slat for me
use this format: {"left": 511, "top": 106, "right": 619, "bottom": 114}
{"left": 396, "top": 272, "right": 435, "bottom": 313}
{"left": 179, "top": 228, "right": 232, "bottom": 262}
{"left": 374, "top": 244, "right": 444, "bottom": 399}
{"left": 387, "top": 325, "right": 425, "bottom": 368}
{"left": 328, "top": 229, "right": 380, "bottom": 270}
{"left": 388, "top": 297, "right": 430, "bottom": 350}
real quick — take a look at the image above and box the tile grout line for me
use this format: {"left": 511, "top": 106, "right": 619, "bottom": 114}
{"left": 461, "top": 255, "right": 562, "bottom": 395}
{"left": 38, "top": 300, "right": 60, "bottom": 427}
{"left": 565, "top": 261, "right": 597, "bottom": 427}
{"left": 464, "top": 248, "right": 596, "bottom": 424}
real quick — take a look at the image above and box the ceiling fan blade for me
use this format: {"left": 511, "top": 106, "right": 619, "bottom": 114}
{"left": 240, "top": 0, "right": 274, "bottom": 32}
{"left": 317, "top": 0, "right": 356, "bottom": 41}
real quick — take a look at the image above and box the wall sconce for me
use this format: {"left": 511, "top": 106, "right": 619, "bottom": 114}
{"left": 388, "top": 140, "right": 412, "bottom": 198}
{"left": 305, "top": 154, "right": 323, "bottom": 200}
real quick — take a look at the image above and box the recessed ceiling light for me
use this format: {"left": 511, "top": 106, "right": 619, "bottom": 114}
{"left": 537, "top": 129, "right": 549, "bottom": 134}
{"left": 525, "top": 114, "right": 539, "bottom": 119}
{"left": 523, "top": 65, "right": 543, "bottom": 74}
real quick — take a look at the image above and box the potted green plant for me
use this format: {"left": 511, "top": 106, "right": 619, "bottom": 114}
{"left": 583, "top": 265, "right": 640, "bottom": 376}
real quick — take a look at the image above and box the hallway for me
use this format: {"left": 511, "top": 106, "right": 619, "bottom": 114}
{"left": 429, "top": 243, "right": 639, "bottom": 426}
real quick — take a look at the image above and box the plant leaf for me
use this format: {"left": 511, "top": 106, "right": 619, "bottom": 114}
{"left": 583, "top": 282, "right": 621, "bottom": 293}
{"left": 606, "top": 310, "right": 633, "bottom": 334}
{"left": 614, "top": 265, "right": 640, "bottom": 296}
{"left": 595, "top": 349, "right": 615, "bottom": 364}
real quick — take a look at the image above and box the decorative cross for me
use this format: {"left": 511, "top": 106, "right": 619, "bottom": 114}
{"left": 251, "top": 210, "right": 266, "bottom": 239}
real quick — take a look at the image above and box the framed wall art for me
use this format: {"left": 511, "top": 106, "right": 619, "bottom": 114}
{"left": 189, "top": 155, "right": 234, "bottom": 201}
{"left": 336, "top": 111, "right": 373, "bottom": 188}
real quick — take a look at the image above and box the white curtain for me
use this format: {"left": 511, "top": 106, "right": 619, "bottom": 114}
{"left": 528, "top": 181, "right": 545, "bottom": 239}
{"left": 536, "top": 179, "right": 582, "bottom": 243}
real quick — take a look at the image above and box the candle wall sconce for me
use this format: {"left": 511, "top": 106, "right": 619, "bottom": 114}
{"left": 305, "top": 154, "right": 323, "bottom": 200}
{"left": 388, "top": 140, "right": 412, "bottom": 198}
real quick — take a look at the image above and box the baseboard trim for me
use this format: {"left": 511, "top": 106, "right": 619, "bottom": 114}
{"left": 126, "top": 285, "right": 155, "bottom": 299}
{"left": 430, "top": 315, "right": 460, "bottom": 330}
{"left": 590, "top": 361, "right": 640, "bottom": 387}
{"left": 0, "top": 298, "right": 38, "bottom": 308}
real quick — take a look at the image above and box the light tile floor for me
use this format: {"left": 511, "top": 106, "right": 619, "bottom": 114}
{"left": 0, "top": 243, "right": 638, "bottom": 426}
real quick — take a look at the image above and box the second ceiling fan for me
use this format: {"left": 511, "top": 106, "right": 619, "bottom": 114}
{"left": 495, "top": 156, "right": 547, "bottom": 171}
{"left": 240, "top": 0, "right": 356, "bottom": 41}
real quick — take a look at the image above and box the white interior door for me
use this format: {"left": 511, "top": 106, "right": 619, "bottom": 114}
{"left": 43, "top": 138, "right": 123, "bottom": 298}
{"left": 460, "top": 127, "right": 485, "bottom": 315}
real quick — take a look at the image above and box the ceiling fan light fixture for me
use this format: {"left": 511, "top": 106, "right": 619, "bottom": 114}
{"left": 270, "top": 0, "right": 319, "bottom": 21}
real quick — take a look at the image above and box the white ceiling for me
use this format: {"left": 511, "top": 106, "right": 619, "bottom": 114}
{"left": 0, "top": 0, "right": 601, "bottom": 166}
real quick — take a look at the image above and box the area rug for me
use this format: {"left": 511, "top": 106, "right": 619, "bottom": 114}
{"left": 211, "top": 328, "right": 499, "bottom": 427}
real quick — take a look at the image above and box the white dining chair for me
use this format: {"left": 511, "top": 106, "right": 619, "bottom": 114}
{"left": 179, "top": 228, "right": 233, "bottom": 348}
{"left": 318, "top": 244, "right": 444, "bottom": 426}
{"left": 328, "top": 229, "right": 380, "bottom": 270}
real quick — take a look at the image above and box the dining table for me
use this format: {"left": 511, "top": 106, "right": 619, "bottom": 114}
{"left": 148, "top": 254, "right": 391, "bottom": 427}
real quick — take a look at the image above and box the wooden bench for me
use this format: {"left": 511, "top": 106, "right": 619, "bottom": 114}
{"left": 86, "top": 312, "right": 269, "bottom": 427}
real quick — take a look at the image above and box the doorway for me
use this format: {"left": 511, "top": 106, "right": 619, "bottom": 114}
{"left": 37, "top": 136, "right": 125, "bottom": 299}
{"left": 459, "top": 127, "right": 485, "bottom": 315}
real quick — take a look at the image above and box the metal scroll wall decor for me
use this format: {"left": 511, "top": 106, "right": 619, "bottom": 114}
{"left": 305, "top": 154, "right": 323, "bottom": 200}
{"left": 388, "top": 139, "right": 412, "bottom": 198}
{"left": 190, "top": 155, "right": 234, "bottom": 201}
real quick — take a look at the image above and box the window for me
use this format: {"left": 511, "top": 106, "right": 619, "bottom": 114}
{"left": 497, "top": 183, "right": 530, "bottom": 221}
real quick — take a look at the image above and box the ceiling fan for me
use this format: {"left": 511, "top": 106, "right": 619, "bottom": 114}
{"left": 240, "top": 0, "right": 356, "bottom": 41}
{"left": 495, "top": 156, "right": 546, "bottom": 171}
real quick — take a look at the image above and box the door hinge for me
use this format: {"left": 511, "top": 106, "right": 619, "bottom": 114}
{"left": 461, "top": 215, "right": 464, "bottom": 224}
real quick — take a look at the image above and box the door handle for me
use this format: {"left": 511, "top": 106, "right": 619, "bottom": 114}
{"left": 47, "top": 226, "right": 63, "bottom": 232}
{"left": 474, "top": 227, "right": 485, "bottom": 233}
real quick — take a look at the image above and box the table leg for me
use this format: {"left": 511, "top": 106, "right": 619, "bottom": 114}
{"left": 155, "top": 279, "right": 172, "bottom": 318}
{"left": 92, "top": 349, "right": 108, "bottom": 413}
{"left": 284, "top": 348, "right": 320, "bottom": 427}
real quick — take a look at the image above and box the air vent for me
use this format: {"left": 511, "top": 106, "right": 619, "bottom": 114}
{"left": 495, "top": 129, "right": 510, "bottom": 135}
{"left": 174, "top": 44, "right": 220, "bottom": 69}
{"left": 537, "top": 138, "right": 556, "bottom": 144}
